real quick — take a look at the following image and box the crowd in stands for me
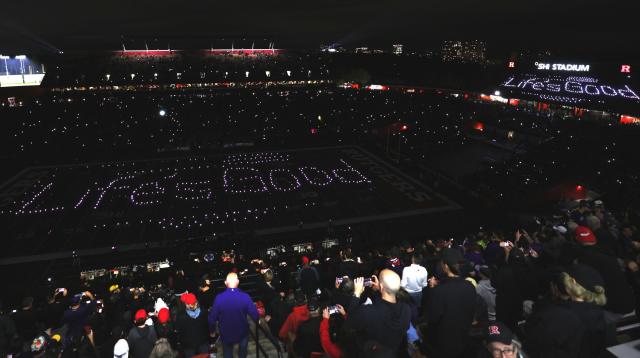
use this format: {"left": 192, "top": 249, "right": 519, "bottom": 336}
{"left": 3, "top": 52, "right": 640, "bottom": 358}
{"left": 2, "top": 198, "right": 640, "bottom": 357}
{"left": 0, "top": 87, "right": 561, "bottom": 176}
{"left": 4, "top": 84, "right": 640, "bottom": 205}
{"left": 43, "top": 53, "right": 330, "bottom": 87}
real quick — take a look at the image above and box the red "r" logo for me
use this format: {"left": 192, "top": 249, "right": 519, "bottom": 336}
{"left": 621, "top": 65, "right": 631, "bottom": 73}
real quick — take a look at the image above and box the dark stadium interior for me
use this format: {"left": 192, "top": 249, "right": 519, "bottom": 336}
{"left": 1, "top": 3, "right": 640, "bottom": 358}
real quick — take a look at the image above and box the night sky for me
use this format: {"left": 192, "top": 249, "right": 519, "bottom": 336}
{"left": 1, "top": 0, "right": 638, "bottom": 59}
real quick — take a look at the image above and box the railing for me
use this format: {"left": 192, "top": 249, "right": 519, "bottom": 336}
{"left": 249, "top": 317, "right": 284, "bottom": 358}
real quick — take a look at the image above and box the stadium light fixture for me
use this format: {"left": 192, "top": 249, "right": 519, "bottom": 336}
{"left": 15, "top": 55, "right": 27, "bottom": 59}
{"left": 0, "top": 55, "right": 9, "bottom": 59}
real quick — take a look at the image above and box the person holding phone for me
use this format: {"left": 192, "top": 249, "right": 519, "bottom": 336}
{"left": 292, "top": 298, "right": 323, "bottom": 358}
{"left": 62, "top": 291, "right": 96, "bottom": 345}
{"left": 45, "top": 288, "right": 69, "bottom": 327}
{"left": 320, "top": 305, "right": 346, "bottom": 358}
{"left": 345, "top": 270, "right": 411, "bottom": 355}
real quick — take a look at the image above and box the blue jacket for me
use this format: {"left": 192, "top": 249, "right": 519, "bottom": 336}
{"left": 208, "top": 288, "right": 259, "bottom": 344}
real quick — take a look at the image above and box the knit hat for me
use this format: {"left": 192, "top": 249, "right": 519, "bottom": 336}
{"left": 180, "top": 293, "right": 197, "bottom": 306}
{"left": 134, "top": 309, "right": 147, "bottom": 322}
{"left": 154, "top": 297, "right": 168, "bottom": 313}
{"left": 485, "top": 322, "right": 513, "bottom": 345}
{"left": 109, "top": 284, "right": 119, "bottom": 293}
{"left": 388, "top": 257, "right": 401, "bottom": 267}
{"left": 157, "top": 307, "right": 170, "bottom": 324}
{"left": 575, "top": 226, "right": 597, "bottom": 244}
{"left": 113, "top": 338, "right": 129, "bottom": 358}
{"left": 566, "top": 264, "right": 605, "bottom": 293}
{"left": 307, "top": 297, "right": 320, "bottom": 312}
{"left": 478, "top": 265, "right": 493, "bottom": 279}
{"left": 31, "top": 335, "right": 47, "bottom": 353}
{"left": 552, "top": 225, "right": 568, "bottom": 234}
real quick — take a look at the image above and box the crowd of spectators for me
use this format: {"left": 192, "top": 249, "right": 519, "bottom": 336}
{"left": 0, "top": 87, "right": 557, "bottom": 175}
{"left": 42, "top": 52, "right": 330, "bottom": 87}
{"left": 4, "top": 84, "right": 640, "bottom": 206}
{"left": 3, "top": 52, "right": 640, "bottom": 358}
{"left": 2, "top": 198, "right": 640, "bottom": 357}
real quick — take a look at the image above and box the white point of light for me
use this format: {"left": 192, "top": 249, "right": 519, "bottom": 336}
{"left": 494, "top": 90, "right": 501, "bottom": 96}
{"left": 159, "top": 110, "right": 166, "bottom": 116}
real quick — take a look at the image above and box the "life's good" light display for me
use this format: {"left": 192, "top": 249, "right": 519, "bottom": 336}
{"left": 501, "top": 75, "right": 640, "bottom": 102}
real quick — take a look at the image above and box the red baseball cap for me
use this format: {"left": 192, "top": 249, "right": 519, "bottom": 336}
{"left": 575, "top": 226, "right": 597, "bottom": 244}
{"left": 157, "top": 308, "right": 170, "bottom": 324}
{"left": 180, "top": 293, "right": 197, "bottom": 306}
{"left": 134, "top": 309, "right": 147, "bottom": 321}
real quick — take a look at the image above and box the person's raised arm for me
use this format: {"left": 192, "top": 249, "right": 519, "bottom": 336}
{"left": 320, "top": 310, "right": 341, "bottom": 358}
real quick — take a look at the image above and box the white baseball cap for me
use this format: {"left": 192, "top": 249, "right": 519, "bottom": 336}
{"left": 114, "top": 339, "right": 129, "bottom": 358}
